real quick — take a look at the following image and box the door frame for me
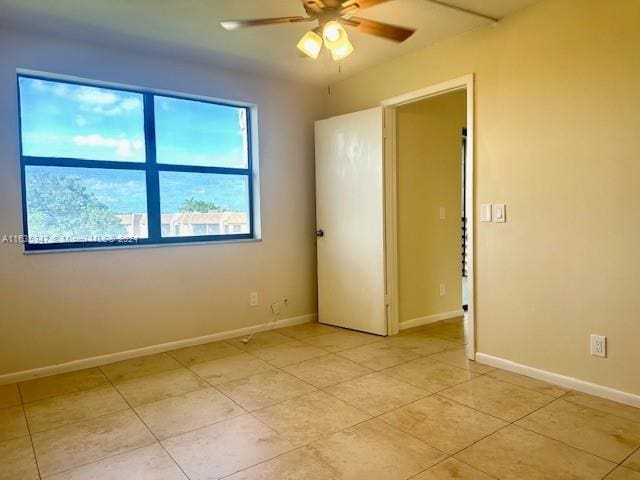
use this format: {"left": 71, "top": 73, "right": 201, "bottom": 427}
{"left": 381, "top": 74, "right": 476, "bottom": 359}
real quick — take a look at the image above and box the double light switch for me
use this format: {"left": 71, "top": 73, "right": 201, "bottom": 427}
{"left": 480, "top": 204, "right": 506, "bottom": 223}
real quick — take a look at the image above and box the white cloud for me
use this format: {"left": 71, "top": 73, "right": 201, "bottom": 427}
{"left": 52, "top": 83, "right": 70, "bottom": 98}
{"left": 89, "top": 105, "right": 123, "bottom": 116}
{"left": 28, "top": 79, "right": 143, "bottom": 117}
{"left": 75, "top": 87, "right": 118, "bottom": 105}
{"left": 72, "top": 134, "right": 142, "bottom": 158}
{"left": 31, "top": 79, "right": 47, "bottom": 91}
{"left": 85, "top": 97, "right": 141, "bottom": 117}
{"left": 120, "top": 98, "right": 141, "bottom": 111}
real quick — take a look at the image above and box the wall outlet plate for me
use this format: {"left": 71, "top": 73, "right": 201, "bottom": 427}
{"left": 249, "top": 292, "right": 259, "bottom": 307}
{"left": 590, "top": 334, "right": 606, "bottom": 358}
{"left": 439, "top": 283, "right": 446, "bottom": 296}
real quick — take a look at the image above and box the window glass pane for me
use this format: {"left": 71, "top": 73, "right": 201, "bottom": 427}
{"left": 159, "top": 172, "right": 250, "bottom": 237}
{"left": 19, "top": 77, "right": 145, "bottom": 162}
{"left": 25, "top": 166, "right": 148, "bottom": 244}
{"left": 155, "top": 96, "right": 248, "bottom": 168}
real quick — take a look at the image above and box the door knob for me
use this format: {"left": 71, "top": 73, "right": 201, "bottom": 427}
{"left": 316, "top": 229, "right": 324, "bottom": 237}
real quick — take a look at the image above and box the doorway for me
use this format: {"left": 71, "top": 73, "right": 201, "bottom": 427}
{"left": 383, "top": 75, "right": 475, "bottom": 359}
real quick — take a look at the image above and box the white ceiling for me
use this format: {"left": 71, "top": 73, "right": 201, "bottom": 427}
{"left": 0, "top": 0, "right": 537, "bottom": 85}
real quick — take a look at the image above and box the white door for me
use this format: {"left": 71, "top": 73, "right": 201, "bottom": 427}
{"left": 315, "top": 107, "right": 387, "bottom": 336}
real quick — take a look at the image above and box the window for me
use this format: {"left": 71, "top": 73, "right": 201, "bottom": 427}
{"left": 18, "top": 75, "right": 255, "bottom": 251}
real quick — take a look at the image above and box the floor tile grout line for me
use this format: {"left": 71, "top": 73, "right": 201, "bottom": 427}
{"left": 19, "top": 381, "right": 237, "bottom": 443}
{"left": 20, "top": 383, "right": 139, "bottom": 431}
{"left": 406, "top": 454, "right": 501, "bottom": 480}
{"left": 143, "top": 357, "right": 261, "bottom": 441}
{"left": 20, "top": 342, "right": 304, "bottom": 477}
{"left": 281, "top": 363, "right": 375, "bottom": 390}
{"left": 558, "top": 392, "right": 640, "bottom": 426}
{"left": 184, "top": 350, "right": 320, "bottom": 411}
{"left": 378, "top": 369, "right": 624, "bottom": 476}
{"left": 16, "top": 382, "right": 43, "bottom": 480}
{"left": 216, "top": 412, "right": 441, "bottom": 480}
{"left": 365, "top": 387, "right": 518, "bottom": 464}
{"left": 512, "top": 396, "right": 640, "bottom": 465}
{"left": 600, "top": 462, "right": 626, "bottom": 479}
{"left": 443, "top": 397, "right": 571, "bottom": 477}
{"left": 248, "top": 398, "right": 373, "bottom": 447}
{"left": 514, "top": 420, "right": 635, "bottom": 466}
{"left": 450, "top": 456, "right": 502, "bottom": 479}
{"left": 95, "top": 369, "right": 193, "bottom": 480}
{"left": 116, "top": 383, "right": 213, "bottom": 410}
{"left": 432, "top": 391, "right": 533, "bottom": 425}
{"left": 18, "top": 372, "right": 112, "bottom": 406}
{"left": 458, "top": 394, "right": 622, "bottom": 469}
{"left": 20, "top": 382, "right": 138, "bottom": 436}
{"left": 377, "top": 366, "right": 481, "bottom": 394}
{"left": 27, "top": 405, "right": 133, "bottom": 437}
{"left": 554, "top": 392, "right": 640, "bottom": 429}
{"left": 98, "top": 361, "right": 186, "bottom": 386}
{"left": 14, "top": 323, "right": 449, "bottom": 407}
{"left": 168, "top": 343, "right": 327, "bottom": 420}
{"left": 12, "top": 323, "right": 639, "bottom": 479}
{"left": 483, "top": 371, "right": 569, "bottom": 398}
{"left": 618, "top": 445, "right": 640, "bottom": 467}
{"left": 160, "top": 335, "right": 392, "bottom": 449}
{"left": 35, "top": 442, "right": 168, "bottom": 480}
{"left": 215, "top": 444, "right": 312, "bottom": 480}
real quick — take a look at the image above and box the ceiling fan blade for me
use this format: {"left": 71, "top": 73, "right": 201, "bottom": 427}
{"left": 340, "top": 0, "right": 390, "bottom": 14}
{"left": 347, "top": 16, "right": 415, "bottom": 42}
{"left": 220, "top": 16, "right": 308, "bottom": 31}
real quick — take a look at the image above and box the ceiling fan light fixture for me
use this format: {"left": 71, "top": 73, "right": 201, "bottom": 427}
{"left": 330, "top": 37, "right": 354, "bottom": 61}
{"left": 322, "top": 20, "right": 348, "bottom": 49}
{"left": 297, "top": 30, "right": 323, "bottom": 59}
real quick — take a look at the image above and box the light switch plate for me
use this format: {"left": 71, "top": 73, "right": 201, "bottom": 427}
{"left": 480, "top": 204, "right": 492, "bottom": 222}
{"left": 493, "top": 204, "right": 506, "bottom": 223}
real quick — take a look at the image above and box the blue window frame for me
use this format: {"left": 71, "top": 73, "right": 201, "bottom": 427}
{"left": 17, "top": 74, "right": 255, "bottom": 251}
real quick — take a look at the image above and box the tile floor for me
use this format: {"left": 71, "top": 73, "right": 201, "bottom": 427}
{"left": 1, "top": 318, "right": 639, "bottom": 479}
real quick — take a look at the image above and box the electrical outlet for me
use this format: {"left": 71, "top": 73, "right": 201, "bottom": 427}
{"left": 439, "top": 207, "right": 446, "bottom": 220}
{"left": 439, "top": 283, "right": 446, "bottom": 296}
{"left": 249, "top": 292, "right": 259, "bottom": 307}
{"left": 271, "top": 302, "right": 281, "bottom": 315}
{"left": 590, "top": 334, "right": 606, "bottom": 358}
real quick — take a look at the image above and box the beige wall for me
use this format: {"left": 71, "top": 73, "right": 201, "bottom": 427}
{"left": 0, "top": 27, "right": 324, "bottom": 376}
{"left": 328, "top": 0, "right": 640, "bottom": 395}
{"left": 397, "top": 91, "right": 466, "bottom": 323}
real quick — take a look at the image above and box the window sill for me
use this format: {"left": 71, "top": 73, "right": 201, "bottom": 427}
{"left": 22, "top": 237, "right": 262, "bottom": 255}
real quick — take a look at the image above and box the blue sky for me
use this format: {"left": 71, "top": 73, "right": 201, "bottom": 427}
{"left": 20, "top": 77, "right": 250, "bottom": 215}
{"left": 19, "top": 77, "right": 247, "bottom": 167}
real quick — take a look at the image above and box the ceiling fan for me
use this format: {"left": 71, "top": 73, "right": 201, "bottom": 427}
{"left": 220, "top": 0, "right": 416, "bottom": 61}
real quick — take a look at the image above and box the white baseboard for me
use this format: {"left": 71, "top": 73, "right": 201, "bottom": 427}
{"left": 400, "top": 309, "right": 465, "bottom": 331}
{"left": 0, "top": 314, "right": 317, "bottom": 385}
{"left": 475, "top": 352, "right": 640, "bottom": 409}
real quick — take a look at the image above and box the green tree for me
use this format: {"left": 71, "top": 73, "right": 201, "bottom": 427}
{"left": 26, "top": 171, "right": 125, "bottom": 241}
{"left": 179, "top": 197, "right": 222, "bottom": 213}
